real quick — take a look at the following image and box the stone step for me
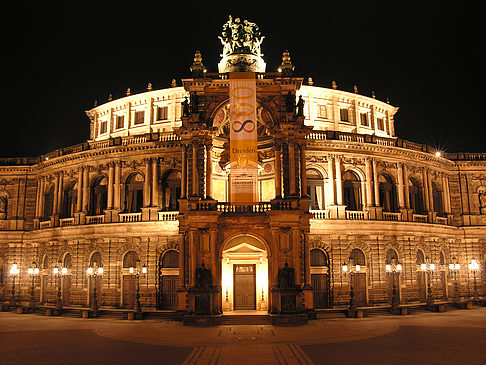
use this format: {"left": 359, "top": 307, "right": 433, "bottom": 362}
{"left": 220, "top": 314, "right": 272, "bottom": 325}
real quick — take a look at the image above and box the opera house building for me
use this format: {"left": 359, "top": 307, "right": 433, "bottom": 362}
{"left": 1, "top": 17, "right": 484, "bottom": 323}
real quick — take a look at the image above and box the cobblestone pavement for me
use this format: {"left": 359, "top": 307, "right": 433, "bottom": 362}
{"left": 1, "top": 308, "right": 485, "bottom": 364}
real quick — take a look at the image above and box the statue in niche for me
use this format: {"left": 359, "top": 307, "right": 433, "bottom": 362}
{"left": 181, "top": 96, "right": 190, "bottom": 117}
{"left": 479, "top": 190, "right": 486, "bottom": 214}
{"left": 0, "top": 196, "right": 6, "bottom": 219}
{"left": 296, "top": 95, "right": 305, "bottom": 117}
{"left": 190, "top": 93, "right": 199, "bottom": 114}
{"left": 285, "top": 91, "right": 296, "bottom": 114}
{"left": 277, "top": 262, "right": 295, "bottom": 289}
{"left": 195, "top": 263, "right": 212, "bottom": 290}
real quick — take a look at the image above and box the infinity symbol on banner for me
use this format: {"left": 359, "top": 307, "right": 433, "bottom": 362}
{"left": 232, "top": 120, "right": 256, "bottom": 133}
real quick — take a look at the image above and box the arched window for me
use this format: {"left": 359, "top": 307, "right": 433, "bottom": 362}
{"left": 44, "top": 185, "right": 54, "bottom": 219}
{"left": 439, "top": 251, "right": 445, "bottom": 266}
{"left": 307, "top": 169, "right": 325, "bottom": 210}
{"left": 416, "top": 250, "right": 425, "bottom": 265}
{"left": 310, "top": 249, "right": 328, "bottom": 267}
{"left": 349, "top": 248, "right": 366, "bottom": 266}
{"left": 161, "top": 250, "right": 179, "bottom": 268}
{"left": 63, "top": 253, "right": 72, "bottom": 269}
{"left": 123, "top": 251, "right": 139, "bottom": 268}
{"left": 89, "top": 252, "right": 102, "bottom": 268}
{"left": 125, "top": 173, "right": 144, "bottom": 213}
{"left": 343, "top": 171, "right": 362, "bottom": 211}
{"left": 42, "top": 254, "right": 49, "bottom": 270}
{"left": 432, "top": 182, "right": 444, "bottom": 216}
{"left": 91, "top": 176, "right": 107, "bottom": 215}
{"left": 161, "top": 170, "right": 181, "bottom": 211}
{"left": 409, "top": 177, "right": 424, "bottom": 214}
{"left": 385, "top": 249, "right": 399, "bottom": 264}
{"left": 61, "top": 182, "right": 77, "bottom": 218}
{"left": 379, "top": 174, "right": 398, "bottom": 212}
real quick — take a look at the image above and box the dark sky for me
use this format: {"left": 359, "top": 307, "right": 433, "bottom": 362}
{"left": 2, "top": 2, "right": 483, "bottom": 158}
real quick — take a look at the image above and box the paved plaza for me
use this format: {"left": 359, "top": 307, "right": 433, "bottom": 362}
{"left": 1, "top": 308, "right": 485, "bottom": 364}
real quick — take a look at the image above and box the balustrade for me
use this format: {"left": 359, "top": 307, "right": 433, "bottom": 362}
{"left": 158, "top": 211, "right": 179, "bottom": 221}
{"left": 345, "top": 210, "right": 368, "bottom": 220}
{"left": 59, "top": 217, "right": 74, "bottom": 226}
{"left": 86, "top": 215, "right": 105, "bottom": 224}
{"left": 310, "top": 210, "right": 331, "bottom": 219}
{"left": 412, "top": 214, "right": 428, "bottom": 223}
{"left": 383, "top": 212, "right": 401, "bottom": 221}
{"left": 119, "top": 212, "right": 142, "bottom": 223}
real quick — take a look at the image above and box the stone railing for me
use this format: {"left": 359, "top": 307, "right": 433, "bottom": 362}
{"left": 310, "top": 210, "right": 331, "bottom": 219}
{"left": 346, "top": 210, "right": 369, "bottom": 220}
{"left": 59, "top": 217, "right": 75, "bottom": 227}
{"left": 86, "top": 215, "right": 105, "bottom": 224}
{"left": 119, "top": 212, "right": 142, "bottom": 223}
{"left": 436, "top": 216, "right": 448, "bottom": 225}
{"left": 158, "top": 211, "right": 179, "bottom": 221}
{"left": 216, "top": 202, "right": 271, "bottom": 213}
{"left": 412, "top": 214, "right": 428, "bottom": 223}
{"left": 39, "top": 220, "right": 52, "bottom": 229}
{"left": 383, "top": 212, "right": 401, "bottom": 221}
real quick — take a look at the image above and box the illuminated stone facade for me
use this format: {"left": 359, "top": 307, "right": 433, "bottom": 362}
{"left": 1, "top": 20, "right": 485, "bottom": 319}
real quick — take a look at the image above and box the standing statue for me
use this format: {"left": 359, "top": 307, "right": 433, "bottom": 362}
{"left": 278, "top": 262, "right": 295, "bottom": 289}
{"left": 479, "top": 190, "right": 486, "bottom": 214}
{"left": 181, "top": 96, "right": 190, "bottom": 117}
{"left": 296, "top": 96, "right": 305, "bottom": 117}
{"left": 285, "top": 91, "right": 296, "bottom": 114}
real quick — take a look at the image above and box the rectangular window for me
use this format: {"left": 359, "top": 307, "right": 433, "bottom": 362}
{"left": 134, "top": 111, "right": 145, "bottom": 125}
{"left": 377, "top": 117, "right": 384, "bottom": 130}
{"left": 116, "top": 115, "right": 124, "bottom": 129}
{"left": 339, "top": 108, "right": 349, "bottom": 122}
{"left": 99, "top": 120, "right": 107, "bottom": 134}
{"left": 317, "top": 105, "right": 327, "bottom": 119}
{"left": 360, "top": 113, "right": 369, "bottom": 127}
{"left": 157, "top": 106, "right": 168, "bottom": 121}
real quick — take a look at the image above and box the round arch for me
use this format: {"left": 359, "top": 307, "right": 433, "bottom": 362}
{"left": 220, "top": 233, "right": 270, "bottom": 312}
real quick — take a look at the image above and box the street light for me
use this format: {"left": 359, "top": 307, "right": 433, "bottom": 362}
{"left": 53, "top": 261, "right": 68, "bottom": 314}
{"left": 9, "top": 263, "right": 20, "bottom": 307}
{"left": 448, "top": 257, "right": 461, "bottom": 305}
{"left": 87, "top": 263, "right": 104, "bottom": 317}
{"left": 27, "top": 262, "right": 40, "bottom": 309}
{"left": 385, "top": 259, "right": 402, "bottom": 313}
{"left": 129, "top": 260, "right": 147, "bottom": 313}
{"left": 468, "top": 259, "right": 479, "bottom": 301}
{"left": 342, "top": 258, "right": 360, "bottom": 311}
{"left": 420, "top": 257, "right": 435, "bottom": 308}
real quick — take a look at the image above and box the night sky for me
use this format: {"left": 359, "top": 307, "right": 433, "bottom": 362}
{"left": 2, "top": 2, "right": 483, "bottom": 158}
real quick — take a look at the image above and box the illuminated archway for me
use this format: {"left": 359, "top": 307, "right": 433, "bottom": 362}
{"left": 221, "top": 234, "right": 269, "bottom": 312}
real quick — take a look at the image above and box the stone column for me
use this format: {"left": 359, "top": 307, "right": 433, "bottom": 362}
{"left": 327, "top": 156, "right": 335, "bottom": 206}
{"left": 205, "top": 144, "right": 213, "bottom": 199}
{"left": 82, "top": 166, "right": 89, "bottom": 213}
{"left": 364, "top": 158, "right": 373, "bottom": 208}
{"left": 372, "top": 159, "right": 380, "bottom": 206}
{"left": 57, "top": 171, "right": 63, "bottom": 215}
{"left": 442, "top": 174, "right": 451, "bottom": 214}
{"left": 143, "top": 159, "right": 151, "bottom": 207}
{"left": 403, "top": 164, "right": 410, "bottom": 209}
{"left": 335, "top": 157, "right": 343, "bottom": 205}
{"left": 107, "top": 162, "right": 114, "bottom": 210}
{"left": 181, "top": 145, "right": 187, "bottom": 199}
{"left": 397, "top": 163, "right": 405, "bottom": 208}
{"left": 114, "top": 161, "right": 121, "bottom": 211}
{"left": 289, "top": 142, "right": 296, "bottom": 196}
{"left": 151, "top": 158, "right": 158, "bottom": 207}
{"left": 422, "top": 168, "right": 430, "bottom": 212}
{"left": 35, "top": 178, "right": 42, "bottom": 218}
{"left": 76, "top": 168, "right": 83, "bottom": 213}
{"left": 53, "top": 173, "right": 59, "bottom": 216}
{"left": 274, "top": 144, "right": 282, "bottom": 198}
{"left": 300, "top": 143, "right": 307, "bottom": 197}
{"left": 192, "top": 144, "right": 198, "bottom": 196}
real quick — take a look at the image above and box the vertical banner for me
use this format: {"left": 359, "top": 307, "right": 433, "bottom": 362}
{"left": 229, "top": 72, "right": 258, "bottom": 205}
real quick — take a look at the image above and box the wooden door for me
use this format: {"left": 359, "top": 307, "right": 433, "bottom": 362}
{"left": 233, "top": 265, "right": 256, "bottom": 310}
{"left": 440, "top": 271, "right": 447, "bottom": 299}
{"left": 89, "top": 276, "right": 102, "bottom": 307}
{"left": 62, "top": 276, "right": 71, "bottom": 305}
{"left": 122, "top": 275, "right": 137, "bottom": 309}
{"left": 353, "top": 273, "right": 367, "bottom": 307}
{"left": 312, "top": 274, "right": 330, "bottom": 308}
{"left": 161, "top": 275, "right": 178, "bottom": 309}
{"left": 417, "top": 272, "right": 427, "bottom": 302}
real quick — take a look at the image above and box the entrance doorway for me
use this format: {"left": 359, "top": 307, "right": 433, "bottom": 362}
{"left": 221, "top": 234, "right": 268, "bottom": 312}
{"left": 233, "top": 264, "right": 256, "bottom": 310}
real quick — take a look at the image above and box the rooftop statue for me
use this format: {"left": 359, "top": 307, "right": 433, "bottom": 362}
{"left": 219, "top": 16, "right": 264, "bottom": 57}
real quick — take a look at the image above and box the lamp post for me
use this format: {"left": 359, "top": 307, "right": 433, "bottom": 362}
{"left": 129, "top": 260, "right": 147, "bottom": 314}
{"left": 420, "top": 257, "right": 435, "bottom": 308}
{"left": 87, "top": 263, "right": 104, "bottom": 317}
{"left": 385, "top": 259, "right": 402, "bottom": 314}
{"left": 468, "top": 259, "right": 479, "bottom": 302}
{"left": 53, "top": 261, "right": 67, "bottom": 314}
{"left": 9, "top": 263, "right": 20, "bottom": 307}
{"left": 342, "top": 258, "right": 360, "bottom": 311}
{"left": 27, "top": 262, "right": 40, "bottom": 309}
{"left": 448, "top": 257, "right": 461, "bottom": 305}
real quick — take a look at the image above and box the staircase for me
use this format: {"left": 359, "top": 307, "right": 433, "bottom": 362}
{"left": 220, "top": 314, "right": 272, "bottom": 325}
